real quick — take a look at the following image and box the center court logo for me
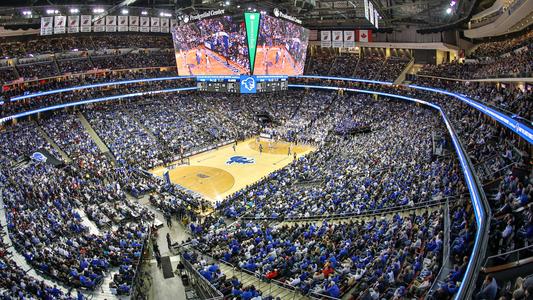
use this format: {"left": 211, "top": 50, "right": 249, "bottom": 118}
{"left": 226, "top": 156, "right": 255, "bottom": 165}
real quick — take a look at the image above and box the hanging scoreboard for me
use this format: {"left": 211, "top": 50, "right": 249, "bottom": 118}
{"left": 196, "top": 76, "right": 288, "bottom": 93}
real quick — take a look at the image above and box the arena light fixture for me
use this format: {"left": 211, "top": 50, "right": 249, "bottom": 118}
{"left": 446, "top": 7, "right": 452, "bottom": 14}
{"left": 46, "top": 9, "right": 57, "bottom": 15}
{"left": 141, "top": 11, "right": 148, "bottom": 15}
{"left": 93, "top": 8, "right": 105, "bottom": 13}
{"left": 70, "top": 8, "right": 79, "bottom": 14}
{"left": 225, "top": 1, "right": 230, "bottom": 5}
{"left": 22, "top": 10, "right": 32, "bottom": 16}
{"left": 121, "top": 9, "right": 129, "bottom": 14}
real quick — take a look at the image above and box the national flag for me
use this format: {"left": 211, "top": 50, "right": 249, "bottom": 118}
{"left": 356, "top": 29, "right": 372, "bottom": 42}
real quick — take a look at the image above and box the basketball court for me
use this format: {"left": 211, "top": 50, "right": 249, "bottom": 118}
{"left": 254, "top": 46, "right": 303, "bottom": 75}
{"left": 150, "top": 137, "right": 315, "bottom": 202}
{"left": 175, "top": 47, "right": 248, "bottom": 75}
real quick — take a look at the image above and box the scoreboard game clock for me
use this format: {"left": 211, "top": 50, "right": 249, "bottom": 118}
{"left": 196, "top": 76, "right": 288, "bottom": 93}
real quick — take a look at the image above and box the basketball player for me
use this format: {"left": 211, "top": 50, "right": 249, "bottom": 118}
{"left": 259, "top": 143, "right": 263, "bottom": 155}
{"left": 281, "top": 51, "right": 286, "bottom": 69}
{"left": 275, "top": 49, "right": 281, "bottom": 64}
{"left": 232, "top": 143, "right": 236, "bottom": 152}
{"left": 205, "top": 54, "right": 211, "bottom": 70}
{"left": 196, "top": 49, "right": 202, "bottom": 65}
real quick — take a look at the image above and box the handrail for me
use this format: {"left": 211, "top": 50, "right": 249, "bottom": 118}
{"left": 241, "top": 197, "right": 450, "bottom": 221}
{"left": 129, "top": 223, "right": 152, "bottom": 299}
{"left": 179, "top": 253, "right": 224, "bottom": 300}
{"left": 484, "top": 244, "right": 533, "bottom": 261}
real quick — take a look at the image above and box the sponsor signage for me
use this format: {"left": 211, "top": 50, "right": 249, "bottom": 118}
{"left": 273, "top": 8, "right": 302, "bottom": 24}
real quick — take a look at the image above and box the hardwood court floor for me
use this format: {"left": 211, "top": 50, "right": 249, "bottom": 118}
{"left": 253, "top": 46, "right": 302, "bottom": 75}
{"left": 174, "top": 47, "right": 248, "bottom": 75}
{"left": 150, "top": 138, "right": 315, "bottom": 202}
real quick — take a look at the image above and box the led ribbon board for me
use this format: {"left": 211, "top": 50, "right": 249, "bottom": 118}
{"left": 244, "top": 12, "right": 261, "bottom": 74}
{"left": 291, "top": 75, "right": 533, "bottom": 145}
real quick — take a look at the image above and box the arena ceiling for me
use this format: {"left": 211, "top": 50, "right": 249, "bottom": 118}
{"left": 0, "top": 0, "right": 477, "bottom": 30}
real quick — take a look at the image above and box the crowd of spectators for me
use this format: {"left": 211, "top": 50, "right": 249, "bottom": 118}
{"left": 191, "top": 210, "right": 444, "bottom": 299}
{"left": 0, "top": 34, "right": 172, "bottom": 59}
{"left": 91, "top": 50, "right": 174, "bottom": 70}
{"left": 469, "top": 29, "right": 532, "bottom": 58}
{"left": 218, "top": 95, "right": 462, "bottom": 219}
{"left": 305, "top": 51, "right": 410, "bottom": 82}
{"left": 0, "top": 77, "right": 193, "bottom": 119}
{"left": 412, "top": 76, "right": 531, "bottom": 122}
{"left": 0, "top": 237, "right": 83, "bottom": 299}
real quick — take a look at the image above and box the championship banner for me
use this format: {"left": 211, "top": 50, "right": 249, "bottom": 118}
{"left": 118, "top": 15, "right": 128, "bottom": 32}
{"left": 160, "top": 18, "right": 169, "bottom": 33}
{"left": 67, "top": 15, "right": 80, "bottom": 33}
{"left": 321, "top": 31, "right": 331, "bottom": 47}
{"left": 364, "top": 0, "right": 370, "bottom": 21}
{"left": 40, "top": 17, "right": 53, "bottom": 35}
{"left": 332, "top": 31, "right": 343, "bottom": 47}
{"left": 369, "top": 2, "right": 375, "bottom": 25}
{"left": 106, "top": 15, "right": 117, "bottom": 32}
{"left": 170, "top": 19, "right": 177, "bottom": 30}
{"left": 150, "top": 17, "right": 160, "bottom": 32}
{"left": 140, "top": 16, "right": 150, "bottom": 32}
{"left": 80, "top": 15, "right": 91, "bottom": 32}
{"left": 54, "top": 16, "right": 66, "bottom": 34}
{"left": 343, "top": 31, "right": 355, "bottom": 48}
{"left": 129, "top": 16, "right": 139, "bottom": 32}
{"left": 374, "top": 10, "right": 380, "bottom": 29}
{"left": 94, "top": 17, "right": 105, "bottom": 32}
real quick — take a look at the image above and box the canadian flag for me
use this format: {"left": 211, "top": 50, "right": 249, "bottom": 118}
{"left": 356, "top": 29, "right": 372, "bottom": 42}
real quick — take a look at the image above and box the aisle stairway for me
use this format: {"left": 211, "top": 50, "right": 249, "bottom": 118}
{"left": 77, "top": 112, "right": 116, "bottom": 162}
{"left": 217, "top": 261, "right": 309, "bottom": 300}
{"left": 36, "top": 125, "right": 71, "bottom": 163}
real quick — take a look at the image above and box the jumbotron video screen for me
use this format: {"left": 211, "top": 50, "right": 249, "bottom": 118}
{"left": 253, "top": 15, "right": 309, "bottom": 75}
{"left": 171, "top": 16, "right": 249, "bottom": 75}
{"left": 171, "top": 13, "right": 309, "bottom": 76}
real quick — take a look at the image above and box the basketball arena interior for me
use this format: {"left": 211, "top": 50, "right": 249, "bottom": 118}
{"left": 0, "top": 0, "right": 531, "bottom": 299}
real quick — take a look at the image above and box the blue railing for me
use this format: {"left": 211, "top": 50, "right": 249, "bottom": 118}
{"left": 0, "top": 86, "right": 198, "bottom": 124}
{"left": 289, "top": 84, "right": 488, "bottom": 300}
{"left": 9, "top": 76, "right": 196, "bottom": 102}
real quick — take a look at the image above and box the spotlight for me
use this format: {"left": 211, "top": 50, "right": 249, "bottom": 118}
{"left": 446, "top": 7, "right": 452, "bottom": 14}
{"left": 141, "top": 11, "right": 148, "bottom": 15}
{"left": 46, "top": 9, "right": 56, "bottom": 14}
{"left": 93, "top": 8, "right": 105, "bottom": 13}
{"left": 121, "top": 9, "right": 129, "bottom": 14}
{"left": 70, "top": 8, "right": 79, "bottom": 14}
{"left": 22, "top": 10, "right": 32, "bottom": 16}
{"left": 225, "top": 1, "right": 230, "bottom": 5}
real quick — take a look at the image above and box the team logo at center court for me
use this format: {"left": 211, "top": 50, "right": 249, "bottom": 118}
{"left": 226, "top": 156, "right": 255, "bottom": 165}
